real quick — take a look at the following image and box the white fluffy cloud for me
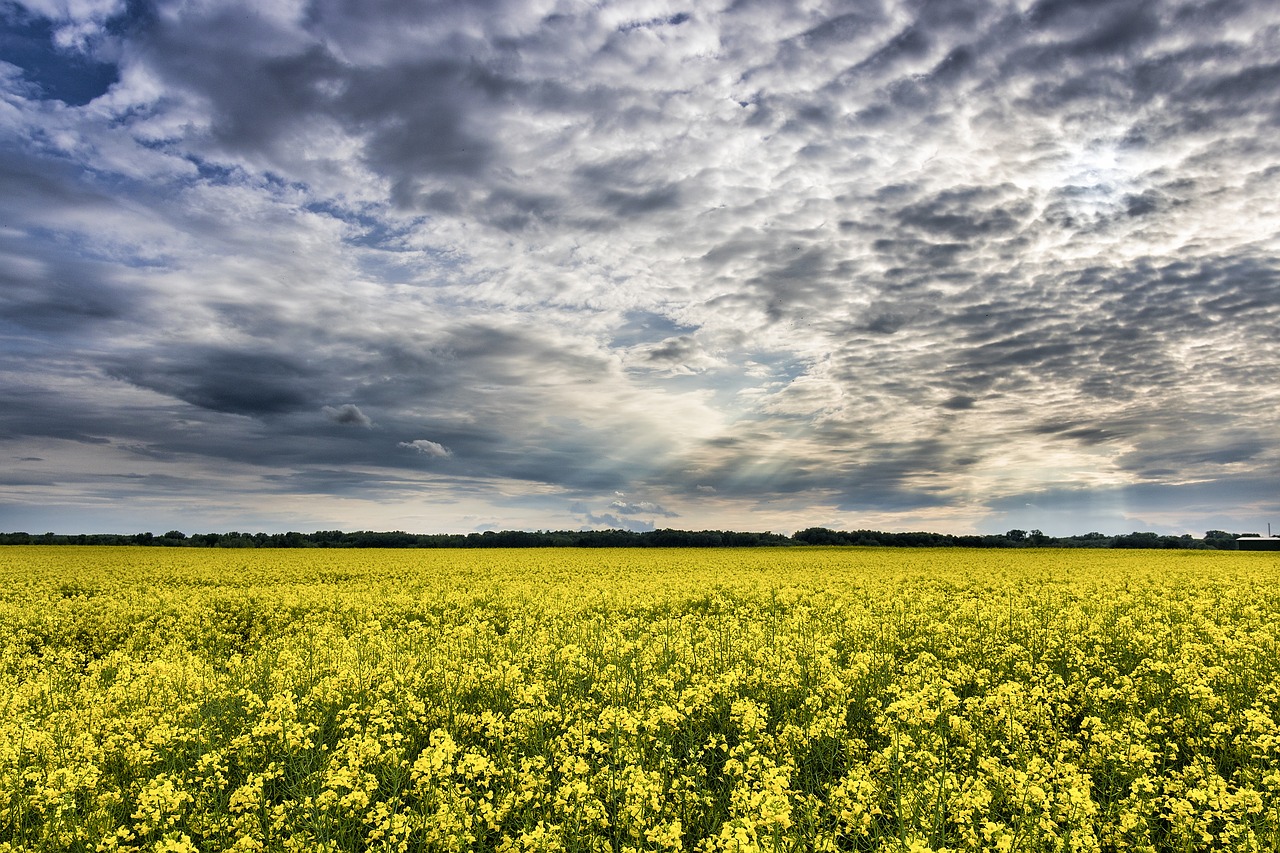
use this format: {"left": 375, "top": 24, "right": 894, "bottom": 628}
{"left": 398, "top": 440, "right": 452, "bottom": 458}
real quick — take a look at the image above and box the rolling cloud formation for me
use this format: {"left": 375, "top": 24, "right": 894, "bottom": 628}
{"left": 1, "top": 0, "right": 1278, "bottom": 535}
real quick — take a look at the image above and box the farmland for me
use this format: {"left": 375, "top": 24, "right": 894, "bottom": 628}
{"left": 2, "top": 546, "right": 1279, "bottom": 852}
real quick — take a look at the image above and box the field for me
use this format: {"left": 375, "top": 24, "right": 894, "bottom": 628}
{"left": 2, "top": 546, "right": 1280, "bottom": 853}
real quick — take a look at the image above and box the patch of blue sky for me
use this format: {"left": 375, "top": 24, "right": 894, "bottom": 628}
{"left": 145, "top": 150, "right": 303, "bottom": 194}
{"left": 741, "top": 351, "right": 809, "bottom": 383}
{"left": 189, "top": 157, "right": 241, "bottom": 185}
{"left": 354, "top": 251, "right": 439, "bottom": 286}
{"left": 303, "top": 199, "right": 421, "bottom": 251}
{"left": 0, "top": 9, "right": 118, "bottom": 106}
{"left": 127, "top": 144, "right": 244, "bottom": 185}
{"left": 705, "top": 354, "right": 814, "bottom": 416}
{"left": 635, "top": 354, "right": 808, "bottom": 416}
{"left": 608, "top": 309, "right": 699, "bottom": 348}
{"left": 342, "top": 222, "right": 469, "bottom": 285}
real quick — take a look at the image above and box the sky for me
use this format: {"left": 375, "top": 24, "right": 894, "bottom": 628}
{"left": 1, "top": 0, "right": 1278, "bottom": 537}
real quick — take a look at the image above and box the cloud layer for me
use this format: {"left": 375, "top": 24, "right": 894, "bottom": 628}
{"left": 1, "top": 0, "right": 1278, "bottom": 534}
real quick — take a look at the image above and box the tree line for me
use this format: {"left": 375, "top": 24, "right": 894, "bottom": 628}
{"left": 0, "top": 527, "right": 1261, "bottom": 549}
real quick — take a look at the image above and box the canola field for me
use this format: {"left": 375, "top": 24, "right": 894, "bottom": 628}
{"left": 2, "top": 546, "right": 1280, "bottom": 853}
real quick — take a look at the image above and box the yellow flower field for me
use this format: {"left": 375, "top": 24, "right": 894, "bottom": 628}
{"left": 2, "top": 545, "right": 1279, "bottom": 852}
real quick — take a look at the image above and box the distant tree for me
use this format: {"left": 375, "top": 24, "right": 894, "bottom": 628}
{"left": 217, "top": 532, "right": 255, "bottom": 548}
{"left": 1204, "top": 530, "right": 1240, "bottom": 550}
{"left": 793, "top": 528, "right": 846, "bottom": 545}
{"left": 1112, "top": 532, "right": 1194, "bottom": 549}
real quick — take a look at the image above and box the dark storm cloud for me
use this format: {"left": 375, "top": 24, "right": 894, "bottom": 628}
{"left": 260, "top": 468, "right": 430, "bottom": 495}
{"left": 989, "top": 3, "right": 1280, "bottom": 143}
{"left": 646, "top": 336, "right": 700, "bottom": 364}
{"left": 323, "top": 404, "right": 373, "bottom": 427}
{"left": 0, "top": 229, "right": 141, "bottom": 342}
{"left": 107, "top": 348, "right": 319, "bottom": 417}
{"left": 118, "top": 0, "right": 514, "bottom": 212}
{"left": 0, "top": 143, "right": 118, "bottom": 218}
{"left": 595, "top": 183, "right": 683, "bottom": 218}
{"left": 892, "top": 186, "right": 1033, "bottom": 241}
{"left": 1015, "top": 252, "right": 1276, "bottom": 394}
{"left": 342, "top": 60, "right": 499, "bottom": 201}
{"left": 0, "top": 384, "right": 120, "bottom": 446}
{"left": 942, "top": 395, "right": 977, "bottom": 411}
{"left": 0, "top": 472, "right": 57, "bottom": 486}
{"left": 49, "top": 314, "right": 667, "bottom": 497}
{"left": 0, "top": 252, "right": 135, "bottom": 332}
{"left": 1026, "top": 0, "right": 1162, "bottom": 59}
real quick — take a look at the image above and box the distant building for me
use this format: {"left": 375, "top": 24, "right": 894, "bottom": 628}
{"left": 1236, "top": 536, "right": 1280, "bottom": 552}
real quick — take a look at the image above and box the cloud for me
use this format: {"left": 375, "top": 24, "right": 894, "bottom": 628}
{"left": 581, "top": 512, "right": 657, "bottom": 533}
{"left": 2, "top": 0, "right": 1279, "bottom": 535}
{"left": 107, "top": 348, "right": 318, "bottom": 417}
{"left": 323, "top": 404, "right": 372, "bottom": 428}
{"left": 609, "top": 499, "right": 678, "bottom": 518}
{"left": 636, "top": 334, "right": 726, "bottom": 375}
{"left": 398, "top": 439, "right": 452, "bottom": 458}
